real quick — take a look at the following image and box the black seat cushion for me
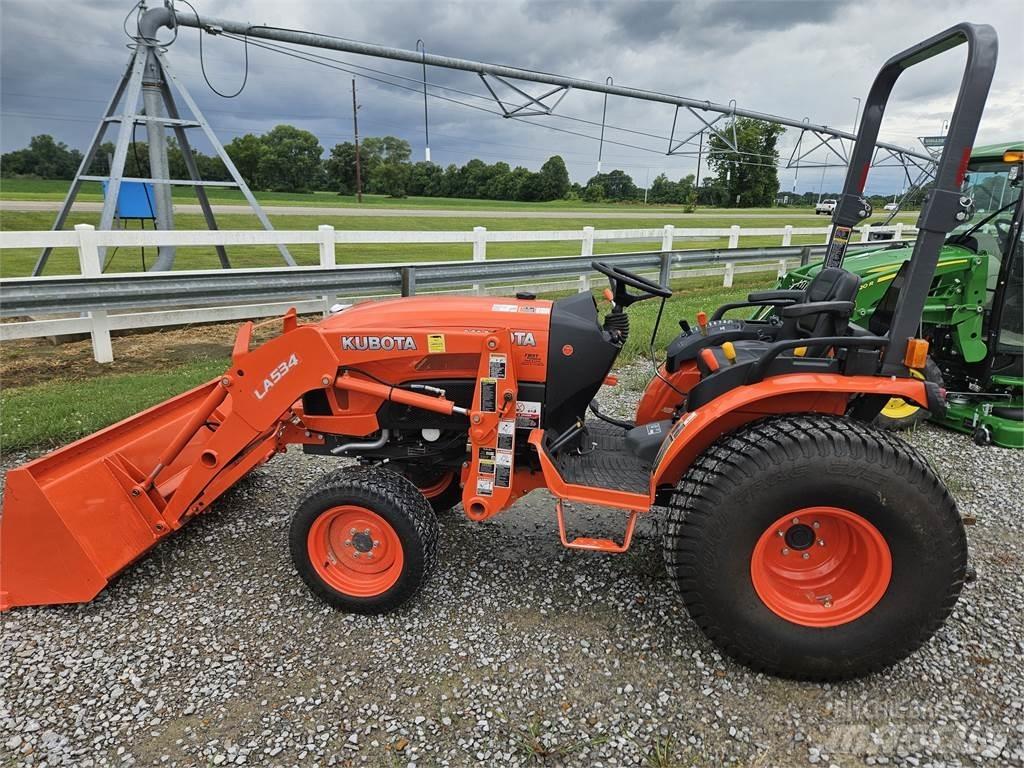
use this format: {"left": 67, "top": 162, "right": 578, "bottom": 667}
{"left": 666, "top": 268, "right": 860, "bottom": 373}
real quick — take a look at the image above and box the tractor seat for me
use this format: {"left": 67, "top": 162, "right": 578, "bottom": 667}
{"left": 665, "top": 267, "right": 861, "bottom": 372}
{"left": 689, "top": 268, "right": 862, "bottom": 403}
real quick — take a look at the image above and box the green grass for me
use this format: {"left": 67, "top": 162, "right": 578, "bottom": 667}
{"left": 0, "top": 177, "right": 823, "bottom": 214}
{"left": 0, "top": 207, "right": 915, "bottom": 277}
{"left": 0, "top": 272, "right": 768, "bottom": 449}
{"left": 1, "top": 358, "right": 228, "bottom": 450}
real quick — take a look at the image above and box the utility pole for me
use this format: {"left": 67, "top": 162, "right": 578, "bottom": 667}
{"left": 352, "top": 78, "right": 362, "bottom": 203}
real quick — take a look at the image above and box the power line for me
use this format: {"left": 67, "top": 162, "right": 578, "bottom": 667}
{"left": 216, "top": 31, "right": 782, "bottom": 170}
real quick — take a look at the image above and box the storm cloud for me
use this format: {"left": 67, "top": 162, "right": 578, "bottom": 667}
{"left": 1, "top": 0, "right": 1019, "bottom": 194}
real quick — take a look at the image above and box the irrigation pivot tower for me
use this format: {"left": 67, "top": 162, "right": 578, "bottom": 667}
{"left": 33, "top": 8, "right": 294, "bottom": 275}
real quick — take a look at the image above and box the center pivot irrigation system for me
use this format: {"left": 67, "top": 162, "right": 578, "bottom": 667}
{"left": 34, "top": 0, "right": 940, "bottom": 275}
{"left": 2, "top": 19, "right": 999, "bottom": 682}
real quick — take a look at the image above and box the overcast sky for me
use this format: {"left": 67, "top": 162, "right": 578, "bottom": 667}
{"left": 1, "top": 0, "right": 1019, "bottom": 194}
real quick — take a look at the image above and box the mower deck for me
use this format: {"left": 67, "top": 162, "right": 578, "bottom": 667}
{"left": 555, "top": 421, "right": 650, "bottom": 494}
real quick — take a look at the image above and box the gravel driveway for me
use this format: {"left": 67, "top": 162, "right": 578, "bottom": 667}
{"left": 2, "top": 415, "right": 1022, "bottom": 767}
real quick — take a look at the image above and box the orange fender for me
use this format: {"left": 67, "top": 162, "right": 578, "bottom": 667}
{"left": 649, "top": 373, "right": 930, "bottom": 491}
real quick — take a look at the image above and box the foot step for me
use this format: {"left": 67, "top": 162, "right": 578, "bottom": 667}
{"left": 555, "top": 500, "right": 638, "bottom": 553}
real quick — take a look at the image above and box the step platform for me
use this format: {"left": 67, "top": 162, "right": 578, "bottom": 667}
{"left": 554, "top": 420, "right": 650, "bottom": 495}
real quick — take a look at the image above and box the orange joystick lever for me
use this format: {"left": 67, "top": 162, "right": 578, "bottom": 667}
{"left": 696, "top": 311, "right": 709, "bottom": 336}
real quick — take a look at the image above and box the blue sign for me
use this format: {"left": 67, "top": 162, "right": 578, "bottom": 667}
{"left": 102, "top": 180, "right": 156, "bottom": 220}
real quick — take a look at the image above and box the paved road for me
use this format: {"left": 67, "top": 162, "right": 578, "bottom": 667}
{"left": 0, "top": 199, "right": 835, "bottom": 220}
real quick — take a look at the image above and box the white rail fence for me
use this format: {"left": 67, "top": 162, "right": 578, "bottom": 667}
{"left": 2, "top": 221, "right": 913, "bottom": 269}
{"left": 1, "top": 222, "right": 915, "bottom": 363}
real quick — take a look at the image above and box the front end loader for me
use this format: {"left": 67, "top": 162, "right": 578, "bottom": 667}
{"left": 0, "top": 23, "right": 997, "bottom": 681}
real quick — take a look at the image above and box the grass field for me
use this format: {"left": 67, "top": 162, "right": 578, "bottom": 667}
{"left": 0, "top": 177, "right": 816, "bottom": 214}
{"left": 0, "top": 273, "right": 769, "bottom": 448}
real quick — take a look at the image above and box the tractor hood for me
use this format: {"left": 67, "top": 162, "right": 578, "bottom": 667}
{"left": 322, "top": 295, "right": 554, "bottom": 334}
{"left": 780, "top": 242, "right": 979, "bottom": 292}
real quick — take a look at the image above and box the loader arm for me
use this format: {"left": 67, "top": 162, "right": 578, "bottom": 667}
{"left": 0, "top": 317, "right": 466, "bottom": 610}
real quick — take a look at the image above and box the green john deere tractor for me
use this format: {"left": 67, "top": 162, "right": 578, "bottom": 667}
{"left": 772, "top": 142, "right": 1023, "bottom": 447}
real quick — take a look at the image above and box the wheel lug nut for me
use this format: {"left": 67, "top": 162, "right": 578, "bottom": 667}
{"left": 349, "top": 528, "right": 356, "bottom": 535}
{"left": 344, "top": 539, "right": 352, "bottom": 547}
{"left": 792, "top": 517, "right": 800, "bottom": 525}
{"left": 776, "top": 530, "right": 784, "bottom": 537}
{"left": 823, "top": 599, "right": 833, "bottom": 608}
{"left": 802, "top": 552, "right": 810, "bottom": 560}
{"left": 812, "top": 521, "right": 820, "bottom": 529}
{"left": 364, "top": 529, "right": 370, "bottom": 535}
{"left": 818, "top": 539, "right": 825, "bottom": 546}
{"left": 373, "top": 541, "right": 379, "bottom": 548}
{"left": 781, "top": 548, "right": 790, "bottom": 556}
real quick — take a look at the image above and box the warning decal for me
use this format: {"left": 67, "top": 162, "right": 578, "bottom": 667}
{"left": 515, "top": 400, "right": 541, "bottom": 429}
{"left": 476, "top": 477, "right": 494, "bottom": 496}
{"left": 479, "top": 378, "right": 497, "bottom": 411}
{"left": 497, "top": 419, "right": 515, "bottom": 451}
{"left": 488, "top": 354, "right": 507, "bottom": 379}
{"left": 494, "top": 451, "right": 512, "bottom": 487}
{"left": 427, "top": 334, "right": 446, "bottom": 353}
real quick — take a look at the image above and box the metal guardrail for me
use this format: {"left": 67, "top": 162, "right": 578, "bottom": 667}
{"left": 0, "top": 241, "right": 910, "bottom": 316}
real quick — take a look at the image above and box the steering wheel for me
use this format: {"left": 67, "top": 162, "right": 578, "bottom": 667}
{"left": 591, "top": 260, "right": 672, "bottom": 307}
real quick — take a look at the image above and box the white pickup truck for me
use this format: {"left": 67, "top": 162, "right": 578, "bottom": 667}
{"left": 815, "top": 199, "right": 837, "bottom": 215}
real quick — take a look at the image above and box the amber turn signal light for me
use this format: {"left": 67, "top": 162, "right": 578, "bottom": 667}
{"left": 904, "top": 338, "right": 929, "bottom": 369}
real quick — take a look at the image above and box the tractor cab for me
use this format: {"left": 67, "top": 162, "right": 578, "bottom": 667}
{"left": 765, "top": 143, "right": 1024, "bottom": 446}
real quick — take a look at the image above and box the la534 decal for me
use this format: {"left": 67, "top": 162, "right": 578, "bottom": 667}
{"left": 255, "top": 354, "right": 299, "bottom": 400}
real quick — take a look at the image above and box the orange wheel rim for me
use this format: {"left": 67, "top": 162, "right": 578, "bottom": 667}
{"left": 417, "top": 471, "right": 454, "bottom": 499}
{"left": 307, "top": 505, "right": 403, "bottom": 597}
{"left": 750, "top": 506, "right": 892, "bottom": 628}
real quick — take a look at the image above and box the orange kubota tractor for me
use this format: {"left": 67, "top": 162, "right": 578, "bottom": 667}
{"left": 0, "top": 24, "right": 997, "bottom": 680}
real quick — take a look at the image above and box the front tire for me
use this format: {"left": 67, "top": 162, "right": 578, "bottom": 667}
{"left": 873, "top": 357, "right": 944, "bottom": 431}
{"left": 396, "top": 466, "right": 463, "bottom": 514}
{"left": 290, "top": 466, "right": 439, "bottom": 614}
{"left": 663, "top": 415, "right": 966, "bottom": 680}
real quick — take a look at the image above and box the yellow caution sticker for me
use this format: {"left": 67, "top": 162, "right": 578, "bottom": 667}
{"left": 427, "top": 333, "right": 446, "bottom": 353}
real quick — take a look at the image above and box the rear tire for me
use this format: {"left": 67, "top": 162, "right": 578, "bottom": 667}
{"left": 663, "top": 414, "right": 966, "bottom": 681}
{"left": 873, "top": 357, "right": 943, "bottom": 431}
{"left": 290, "top": 466, "right": 439, "bottom": 614}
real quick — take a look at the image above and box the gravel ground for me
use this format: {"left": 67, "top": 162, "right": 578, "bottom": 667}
{"left": 2, "top": 380, "right": 1022, "bottom": 767}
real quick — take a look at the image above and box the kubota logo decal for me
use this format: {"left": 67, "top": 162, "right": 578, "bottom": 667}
{"left": 341, "top": 335, "right": 418, "bottom": 351}
{"left": 512, "top": 331, "right": 536, "bottom": 346}
{"left": 255, "top": 354, "right": 299, "bottom": 400}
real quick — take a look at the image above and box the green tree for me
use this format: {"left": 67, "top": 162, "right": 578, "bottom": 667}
{"left": 358, "top": 136, "right": 412, "bottom": 184}
{"left": 225, "top": 133, "right": 266, "bottom": 189}
{"left": 584, "top": 170, "right": 637, "bottom": 201}
{"left": 707, "top": 118, "right": 785, "bottom": 207}
{"left": 324, "top": 141, "right": 358, "bottom": 194}
{"left": 256, "top": 125, "right": 323, "bottom": 192}
{"left": 536, "top": 155, "right": 570, "bottom": 201}
{"left": 370, "top": 161, "right": 410, "bottom": 197}
{"left": 1, "top": 135, "right": 82, "bottom": 179}
{"left": 582, "top": 182, "right": 605, "bottom": 202}
{"left": 648, "top": 173, "right": 675, "bottom": 204}
{"left": 406, "top": 161, "right": 444, "bottom": 196}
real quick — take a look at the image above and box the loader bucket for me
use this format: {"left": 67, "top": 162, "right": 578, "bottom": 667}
{"left": 0, "top": 378, "right": 232, "bottom": 610}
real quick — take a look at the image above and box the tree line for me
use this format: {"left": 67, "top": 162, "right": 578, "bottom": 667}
{"left": 2, "top": 117, "right": 787, "bottom": 207}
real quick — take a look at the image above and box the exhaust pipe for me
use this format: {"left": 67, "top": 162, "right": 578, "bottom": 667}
{"left": 330, "top": 429, "right": 391, "bottom": 455}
